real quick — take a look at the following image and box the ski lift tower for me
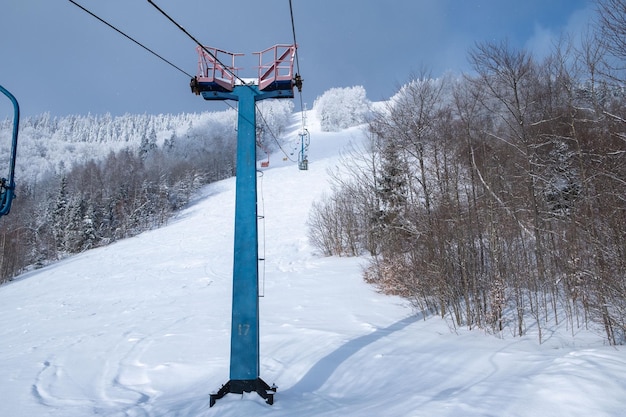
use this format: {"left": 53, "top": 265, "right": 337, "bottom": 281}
{"left": 0, "top": 84, "right": 19, "bottom": 219}
{"left": 190, "top": 44, "right": 301, "bottom": 407}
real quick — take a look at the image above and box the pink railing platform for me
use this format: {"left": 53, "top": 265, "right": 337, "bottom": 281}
{"left": 193, "top": 44, "right": 296, "bottom": 93}
{"left": 255, "top": 44, "right": 296, "bottom": 92}
{"left": 195, "top": 46, "right": 243, "bottom": 92}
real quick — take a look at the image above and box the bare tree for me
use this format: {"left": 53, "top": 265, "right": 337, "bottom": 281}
{"left": 597, "top": 0, "right": 626, "bottom": 75}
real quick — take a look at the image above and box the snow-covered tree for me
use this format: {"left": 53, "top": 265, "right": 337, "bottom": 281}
{"left": 314, "top": 86, "right": 371, "bottom": 131}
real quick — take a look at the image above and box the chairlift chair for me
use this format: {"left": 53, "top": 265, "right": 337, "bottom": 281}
{"left": 0, "top": 84, "right": 19, "bottom": 218}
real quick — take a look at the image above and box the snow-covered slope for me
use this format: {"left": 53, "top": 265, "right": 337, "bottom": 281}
{"left": 1, "top": 112, "right": 625, "bottom": 417}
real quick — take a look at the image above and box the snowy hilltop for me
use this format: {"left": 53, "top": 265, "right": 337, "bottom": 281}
{"left": 1, "top": 98, "right": 626, "bottom": 416}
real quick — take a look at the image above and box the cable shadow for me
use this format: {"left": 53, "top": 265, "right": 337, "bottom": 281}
{"left": 284, "top": 312, "right": 424, "bottom": 395}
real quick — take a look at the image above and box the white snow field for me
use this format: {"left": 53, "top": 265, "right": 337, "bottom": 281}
{"left": 1, "top": 112, "right": 626, "bottom": 417}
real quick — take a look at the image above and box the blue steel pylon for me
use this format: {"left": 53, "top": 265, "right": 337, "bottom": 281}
{"left": 211, "top": 83, "right": 276, "bottom": 406}
{"left": 190, "top": 45, "right": 300, "bottom": 407}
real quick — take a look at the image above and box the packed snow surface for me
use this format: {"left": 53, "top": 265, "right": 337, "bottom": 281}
{"left": 1, "top": 112, "right": 625, "bottom": 417}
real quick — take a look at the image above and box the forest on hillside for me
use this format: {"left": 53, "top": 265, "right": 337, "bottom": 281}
{"left": 0, "top": 101, "right": 293, "bottom": 284}
{"left": 309, "top": 1, "right": 626, "bottom": 344}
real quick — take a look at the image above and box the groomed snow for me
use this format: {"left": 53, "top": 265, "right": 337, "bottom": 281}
{"left": 1, "top": 110, "right": 625, "bottom": 417}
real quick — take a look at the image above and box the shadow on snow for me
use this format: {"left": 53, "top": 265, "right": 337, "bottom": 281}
{"left": 284, "top": 312, "right": 424, "bottom": 395}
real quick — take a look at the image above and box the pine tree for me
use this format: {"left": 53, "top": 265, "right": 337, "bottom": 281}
{"left": 81, "top": 203, "right": 98, "bottom": 251}
{"left": 139, "top": 127, "right": 158, "bottom": 160}
{"left": 51, "top": 176, "right": 69, "bottom": 255}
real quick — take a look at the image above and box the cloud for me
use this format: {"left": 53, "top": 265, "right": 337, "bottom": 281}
{"left": 525, "top": 23, "right": 558, "bottom": 59}
{"left": 525, "top": 3, "right": 596, "bottom": 59}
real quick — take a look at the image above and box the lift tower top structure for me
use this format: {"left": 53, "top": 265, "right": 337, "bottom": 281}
{"left": 191, "top": 44, "right": 300, "bottom": 407}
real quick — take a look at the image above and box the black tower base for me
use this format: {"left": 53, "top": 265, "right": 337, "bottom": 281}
{"left": 209, "top": 378, "right": 277, "bottom": 407}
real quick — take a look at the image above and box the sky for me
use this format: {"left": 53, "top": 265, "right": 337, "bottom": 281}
{"left": 0, "top": 0, "right": 596, "bottom": 117}
{"left": 1, "top": 110, "right": 625, "bottom": 416}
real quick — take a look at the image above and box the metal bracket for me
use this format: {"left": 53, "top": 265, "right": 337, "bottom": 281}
{"left": 210, "top": 378, "right": 277, "bottom": 407}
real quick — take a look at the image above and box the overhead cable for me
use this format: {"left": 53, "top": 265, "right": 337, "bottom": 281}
{"left": 288, "top": 0, "right": 307, "bottom": 135}
{"left": 144, "top": 0, "right": 299, "bottom": 154}
{"left": 68, "top": 0, "right": 193, "bottom": 78}
{"left": 146, "top": 0, "right": 248, "bottom": 87}
{"left": 288, "top": 0, "right": 301, "bottom": 76}
{"left": 256, "top": 104, "right": 297, "bottom": 162}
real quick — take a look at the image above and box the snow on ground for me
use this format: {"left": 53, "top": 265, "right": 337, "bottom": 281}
{"left": 1, "top": 111, "right": 626, "bottom": 417}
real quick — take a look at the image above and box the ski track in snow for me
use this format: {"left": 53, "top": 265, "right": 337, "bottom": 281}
{"left": 1, "top": 112, "right": 626, "bottom": 416}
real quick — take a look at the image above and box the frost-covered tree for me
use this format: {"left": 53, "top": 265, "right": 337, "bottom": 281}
{"left": 51, "top": 176, "right": 69, "bottom": 255}
{"left": 0, "top": 100, "right": 297, "bottom": 284}
{"left": 81, "top": 203, "right": 98, "bottom": 251}
{"left": 314, "top": 86, "right": 371, "bottom": 131}
{"left": 139, "top": 126, "right": 158, "bottom": 160}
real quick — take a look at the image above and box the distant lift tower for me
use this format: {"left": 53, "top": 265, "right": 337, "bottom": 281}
{"left": 0, "top": 84, "right": 19, "bottom": 219}
{"left": 298, "top": 127, "right": 310, "bottom": 171}
{"left": 190, "top": 44, "right": 301, "bottom": 407}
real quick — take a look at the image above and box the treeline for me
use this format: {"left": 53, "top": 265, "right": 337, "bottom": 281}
{"left": 309, "top": 1, "right": 626, "bottom": 344}
{"left": 1, "top": 101, "right": 293, "bottom": 284}
{"left": 0, "top": 129, "right": 236, "bottom": 283}
{"left": 0, "top": 111, "right": 203, "bottom": 185}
